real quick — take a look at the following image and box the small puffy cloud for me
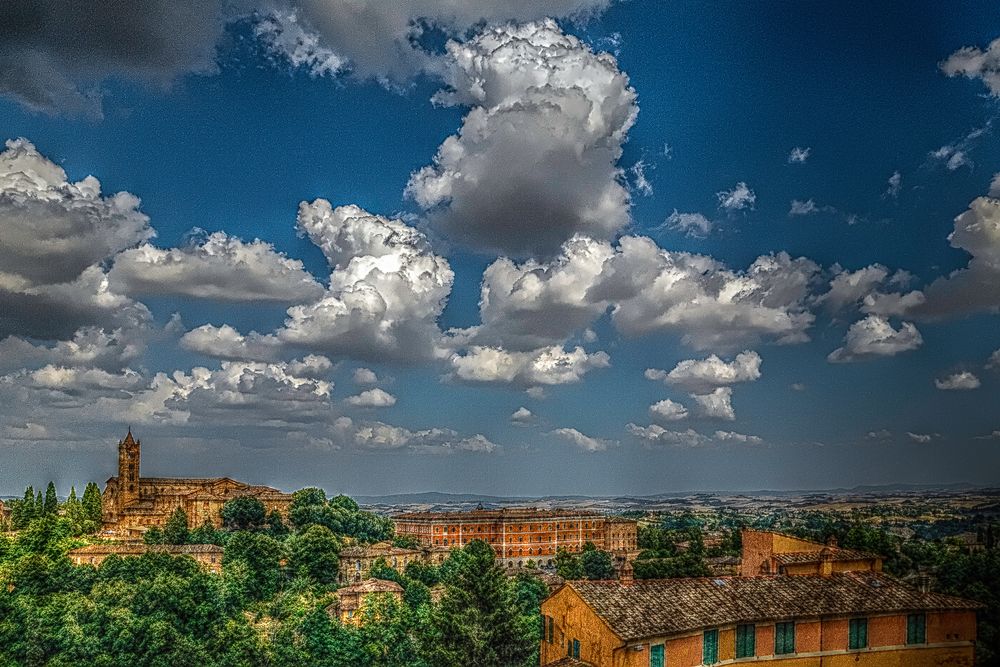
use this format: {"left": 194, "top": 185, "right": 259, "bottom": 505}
{"left": 907, "top": 432, "right": 938, "bottom": 444}
{"left": 820, "top": 264, "right": 924, "bottom": 317}
{"left": 353, "top": 368, "right": 378, "bottom": 385}
{"left": 511, "top": 407, "right": 534, "bottom": 424}
{"left": 790, "top": 383, "right": 806, "bottom": 391}
{"left": 110, "top": 231, "right": 323, "bottom": 302}
{"left": 930, "top": 145, "right": 972, "bottom": 171}
{"left": 353, "top": 422, "right": 497, "bottom": 454}
{"left": 827, "top": 315, "right": 923, "bottom": 363}
{"left": 406, "top": 20, "right": 637, "bottom": 256}
{"left": 935, "top": 371, "right": 981, "bottom": 391}
{"left": 940, "top": 36, "right": 1000, "bottom": 96}
{"left": 975, "top": 430, "right": 1000, "bottom": 440}
{"left": 180, "top": 324, "right": 282, "bottom": 362}
{"left": 691, "top": 387, "right": 735, "bottom": 420}
{"left": 884, "top": 171, "right": 902, "bottom": 198}
{"left": 449, "top": 345, "right": 609, "bottom": 386}
{"left": 789, "top": 199, "right": 819, "bottom": 216}
{"left": 867, "top": 429, "right": 892, "bottom": 440}
{"left": 788, "top": 147, "right": 811, "bottom": 164}
{"left": 630, "top": 160, "right": 653, "bottom": 196}
{"left": 649, "top": 399, "right": 688, "bottom": 422}
{"left": 649, "top": 350, "right": 761, "bottom": 394}
{"left": 551, "top": 427, "right": 615, "bottom": 452}
{"left": 716, "top": 182, "right": 756, "bottom": 211}
{"left": 917, "top": 196, "right": 1000, "bottom": 318}
{"left": 713, "top": 430, "right": 763, "bottom": 444}
{"left": 346, "top": 387, "right": 397, "bottom": 408}
{"left": 988, "top": 349, "right": 1000, "bottom": 369}
{"left": 666, "top": 210, "right": 713, "bottom": 238}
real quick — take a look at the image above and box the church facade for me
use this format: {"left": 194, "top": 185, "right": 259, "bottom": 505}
{"left": 102, "top": 430, "right": 292, "bottom": 537}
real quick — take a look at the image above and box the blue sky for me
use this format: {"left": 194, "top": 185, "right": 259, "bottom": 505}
{"left": 1, "top": 1, "right": 999, "bottom": 496}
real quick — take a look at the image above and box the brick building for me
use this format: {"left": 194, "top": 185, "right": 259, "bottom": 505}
{"left": 392, "top": 508, "right": 638, "bottom": 568}
{"left": 101, "top": 430, "right": 292, "bottom": 538}
{"left": 327, "top": 578, "right": 404, "bottom": 625}
{"left": 540, "top": 531, "right": 982, "bottom": 667}
{"left": 68, "top": 543, "right": 225, "bottom": 573}
{"left": 338, "top": 541, "right": 451, "bottom": 583}
{"left": 740, "top": 529, "right": 883, "bottom": 577}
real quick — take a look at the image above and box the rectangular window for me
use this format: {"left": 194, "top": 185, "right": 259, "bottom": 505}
{"left": 572, "top": 639, "right": 580, "bottom": 659}
{"left": 907, "top": 614, "right": 927, "bottom": 645}
{"left": 849, "top": 618, "right": 868, "bottom": 650}
{"left": 649, "top": 643, "right": 664, "bottom": 667}
{"left": 546, "top": 616, "right": 554, "bottom": 644}
{"left": 775, "top": 622, "right": 796, "bottom": 655}
{"left": 736, "top": 624, "right": 756, "bottom": 658}
{"left": 703, "top": 628, "right": 719, "bottom": 665}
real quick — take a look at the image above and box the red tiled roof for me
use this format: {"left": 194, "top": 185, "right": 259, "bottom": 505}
{"left": 70, "top": 543, "right": 223, "bottom": 555}
{"left": 566, "top": 572, "right": 983, "bottom": 641}
{"left": 773, "top": 547, "right": 878, "bottom": 565}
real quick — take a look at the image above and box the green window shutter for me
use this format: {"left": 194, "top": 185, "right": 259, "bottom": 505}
{"left": 547, "top": 616, "right": 554, "bottom": 644}
{"left": 775, "top": 622, "right": 795, "bottom": 655}
{"left": 849, "top": 618, "right": 868, "bottom": 649}
{"left": 736, "top": 624, "right": 755, "bottom": 658}
{"left": 650, "top": 643, "right": 665, "bottom": 667}
{"left": 907, "top": 614, "right": 926, "bottom": 645}
{"left": 573, "top": 639, "right": 580, "bottom": 659}
{"left": 703, "top": 629, "right": 719, "bottom": 664}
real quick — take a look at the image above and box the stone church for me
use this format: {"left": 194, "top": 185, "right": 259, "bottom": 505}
{"left": 102, "top": 430, "right": 292, "bottom": 537}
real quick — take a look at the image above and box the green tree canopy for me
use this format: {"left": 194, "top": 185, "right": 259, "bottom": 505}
{"left": 163, "top": 507, "right": 191, "bottom": 545}
{"left": 220, "top": 496, "right": 267, "bottom": 531}
{"left": 286, "top": 524, "right": 341, "bottom": 585}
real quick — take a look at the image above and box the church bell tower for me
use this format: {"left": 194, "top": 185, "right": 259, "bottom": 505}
{"left": 118, "top": 428, "right": 141, "bottom": 504}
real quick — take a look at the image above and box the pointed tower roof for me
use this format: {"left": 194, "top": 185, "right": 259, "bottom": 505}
{"left": 121, "top": 428, "right": 136, "bottom": 446}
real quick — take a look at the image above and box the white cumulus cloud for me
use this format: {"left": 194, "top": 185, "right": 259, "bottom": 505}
{"left": 828, "top": 315, "right": 923, "bottom": 363}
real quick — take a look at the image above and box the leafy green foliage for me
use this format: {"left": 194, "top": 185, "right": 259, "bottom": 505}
{"left": 289, "top": 488, "right": 393, "bottom": 543}
{"left": 287, "top": 525, "right": 341, "bottom": 585}
{"left": 220, "top": 496, "right": 267, "bottom": 531}
{"left": 423, "top": 540, "right": 536, "bottom": 667}
{"left": 223, "top": 531, "right": 284, "bottom": 602}
{"left": 163, "top": 507, "right": 191, "bottom": 545}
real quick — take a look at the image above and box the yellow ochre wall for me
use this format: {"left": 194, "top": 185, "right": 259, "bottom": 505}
{"left": 540, "top": 587, "right": 978, "bottom": 667}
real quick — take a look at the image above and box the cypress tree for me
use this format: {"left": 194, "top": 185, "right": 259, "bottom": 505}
{"left": 44, "top": 481, "right": 58, "bottom": 516}
{"left": 35, "top": 490, "right": 44, "bottom": 516}
{"left": 424, "top": 539, "right": 535, "bottom": 667}
{"left": 82, "top": 482, "right": 103, "bottom": 523}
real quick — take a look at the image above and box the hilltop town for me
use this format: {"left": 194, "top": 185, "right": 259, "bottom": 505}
{"left": 1, "top": 431, "right": 998, "bottom": 666}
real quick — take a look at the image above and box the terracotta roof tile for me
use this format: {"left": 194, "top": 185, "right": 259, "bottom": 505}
{"left": 568, "top": 572, "right": 983, "bottom": 641}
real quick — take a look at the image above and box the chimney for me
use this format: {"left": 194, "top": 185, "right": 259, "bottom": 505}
{"left": 619, "top": 559, "right": 634, "bottom": 585}
{"left": 819, "top": 547, "right": 834, "bottom": 577}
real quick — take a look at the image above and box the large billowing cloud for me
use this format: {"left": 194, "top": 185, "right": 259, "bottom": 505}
{"left": 0, "top": 139, "right": 152, "bottom": 289}
{"left": 187, "top": 202, "right": 454, "bottom": 363}
{"left": 592, "top": 237, "right": 819, "bottom": 351}
{"left": 827, "top": 315, "right": 923, "bottom": 363}
{"left": 916, "top": 196, "right": 1000, "bottom": 318}
{"left": 260, "top": 1, "right": 610, "bottom": 84}
{"left": 940, "top": 36, "right": 1000, "bottom": 96}
{"left": 464, "top": 234, "right": 819, "bottom": 355}
{"left": 0, "top": 1, "right": 233, "bottom": 116}
{"left": 0, "top": 139, "right": 154, "bottom": 340}
{"left": 0, "top": 0, "right": 611, "bottom": 115}
{"left": 110, "top": 231, "right": 323, "bottom": 303}
{"left": 405, "top": 20, "right": 637, "bottom": 256}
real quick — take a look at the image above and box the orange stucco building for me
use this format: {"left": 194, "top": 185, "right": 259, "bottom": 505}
{"left": 541, "top": 531, "right": 982, "bottom": 667}
{"left": 740, "top": 529, "right": 883, "bottom": 577}
{"left": 541, "top": 573, "right": 981, "bottom": 667}
{"left": 101, "top": 430, "right": 292, "bottom": 538}
{"left": 393, "top": 508, "right": 638, "bottom": 568}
